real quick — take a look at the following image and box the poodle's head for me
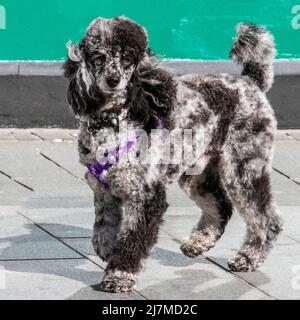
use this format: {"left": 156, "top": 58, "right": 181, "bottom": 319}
{"left": 64, "top": 16, "right": 149, "bottom": 115}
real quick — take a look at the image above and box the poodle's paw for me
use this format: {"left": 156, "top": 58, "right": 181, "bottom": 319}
{"left": 180, "top": 241, "right": 205, "bottom": 258}
{"left": 100, "top": 270, "right": 137, "bottom": 293}
{"left": 227, "top": 254, "right": 261, "bottom": 272}
{"left": 180, "top": 230, "right": 219, "bottom": 258}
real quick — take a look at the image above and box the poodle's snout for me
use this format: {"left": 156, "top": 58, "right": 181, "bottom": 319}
{"left": 106, "top": 73, "right": 121, "bottom": 89}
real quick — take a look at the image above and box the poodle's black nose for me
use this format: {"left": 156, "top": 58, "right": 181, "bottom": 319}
{"left": 106, "top": 74, "right": 120, "bottom": 88}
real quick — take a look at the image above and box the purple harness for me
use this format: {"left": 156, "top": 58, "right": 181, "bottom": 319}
{"left": 87, "top": 116, "right": 164, "bottom": 189}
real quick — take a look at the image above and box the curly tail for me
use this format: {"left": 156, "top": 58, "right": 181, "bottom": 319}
{"left": 230, "top": 23, "right": 276, "bottom": 92}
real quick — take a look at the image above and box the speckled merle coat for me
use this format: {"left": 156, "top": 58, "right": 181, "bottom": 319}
{"left": 64, "top": 17, "right": 282, "bottom": 293}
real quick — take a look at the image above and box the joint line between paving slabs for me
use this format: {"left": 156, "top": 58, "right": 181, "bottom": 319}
{"left": 0, "top": 169, "right": 34, "bottom": 191}
{"left": 30, "top": 132, "right": 45, "bottom": 141}
{"left": 272, "top": 167, "right": 300, "bottom": 186}
{"left": 287, "top": 235, "right": 300, "bottom": 245}
{"left": 16, "top": 209, "right": 101, "bottom": 262}
{"left": 39, "top": 151, "right": 86, "bottom": 184}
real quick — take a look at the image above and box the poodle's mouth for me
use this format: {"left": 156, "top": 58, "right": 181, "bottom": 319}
{"left": 98, "top": 86, "right": 118, "bottom": 94}
{"left": 100, "top": 84, "right": 120, "bottom": 93}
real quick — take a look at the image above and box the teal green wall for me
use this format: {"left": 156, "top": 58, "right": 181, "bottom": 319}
{"left": 0, "top": 0, "right": 299, "bottom": 61}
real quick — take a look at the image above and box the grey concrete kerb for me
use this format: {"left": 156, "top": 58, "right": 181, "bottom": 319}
{"left": 1, "top": 59, "right": 300, "bottom": 76}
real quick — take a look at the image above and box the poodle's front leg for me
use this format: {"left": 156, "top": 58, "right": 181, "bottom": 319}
{"left": 92, "top": 191, "right": 123, "bottom": 262}
{"left": 86, "top": 171, "right": 123, "bottom": 262}
{"left": 99, "top": 165, "right": 168, "bottom": 293}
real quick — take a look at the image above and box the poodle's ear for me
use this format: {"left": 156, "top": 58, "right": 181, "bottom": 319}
{"left": 63, "top": 42, "right": 86, "bottom": 114}
{"left": 66, "top": 76, "right": 100, "bottom": 116}
{"left": 128, "top": 55, "right": 177, "bottom": 129}
{"left": 67, "top": 78, "right": 84, "bottom": 115}
{"left": 66, "top": 41, "right": 81, "bottom": 62}
{"left": 63, "top": 41, "right": 81, "bottom": 79}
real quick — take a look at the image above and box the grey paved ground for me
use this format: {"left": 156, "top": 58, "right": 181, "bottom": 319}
{"left": 0, "top": 129, "right": 300, "bottom": 300}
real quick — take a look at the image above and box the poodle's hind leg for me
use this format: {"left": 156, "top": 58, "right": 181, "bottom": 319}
{"left": 220, "top": 155, "right": 283, "bottom": 272}
{"left": 179, "top": 156, "right": 233, "bottom": 258}
{"left": 99, "top": 165, "right": 168, "bottom": 293}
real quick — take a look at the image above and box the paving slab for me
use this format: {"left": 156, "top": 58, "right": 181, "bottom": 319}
{"left": 161, "top": 213, "right": 197, "bottom": 241}
{"left": 271, "top": 170, "right": 300, "bottom": 206}
{"left": 0, "top": 174, "right": 32, "bottom": 206}
{"left": 167, "top": 183, "right": 195, "bottom": 208}
{"left": 273, "top": 142, "right": 300, "bottom": 181}
{"left": 0, "top": 141, "right": 90, "bottom": 197}
{"left": 0, "top": 206, "right": 19, "bottom": 218}
{"left": 37, "top": 141, "right": 86, "bottom": 179}
{"left": 17, "top": 175, "right": 90, "bottom": 197}
{"left": 0, "top": 259, "right": 142, "bottom": 300}
{"left": 22, "top": 193, "right": 93, "bottom": 210}
{"left": 0, "top": 141, "right": 74, "bottom": 178}
{"left": 279, "top": 206, "right": 300, "bottom": 243}
{"left": 18, "top": 207, "right": 94, "bottom": 238}
{"left": 0, "top": 214, "right": 80, "bottom": 260}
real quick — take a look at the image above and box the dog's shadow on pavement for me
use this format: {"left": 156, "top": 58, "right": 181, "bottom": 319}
{"left": 0, "top": 223, "right": 271, "bottom": 299}
{"left": 151, "top": 247, "right": 211, "bottom": 267}
{"left": 136, "top": 248, "right": 271, "bottom": 299}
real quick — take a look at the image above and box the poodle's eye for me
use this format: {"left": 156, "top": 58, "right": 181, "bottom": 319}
{"left": 122, "top": 54, "right": 133, "bottom": 67}
{"left": 94, "top": 53, "right": 106, "bottom": 66}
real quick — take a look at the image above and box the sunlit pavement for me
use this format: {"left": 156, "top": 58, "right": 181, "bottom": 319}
{"left": 0, "top": 129, "right": 300, "bottom": 300}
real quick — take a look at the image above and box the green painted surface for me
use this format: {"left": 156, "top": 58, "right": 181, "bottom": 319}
{"left": 0, "top": 0, "right": 299, "bottom": 61}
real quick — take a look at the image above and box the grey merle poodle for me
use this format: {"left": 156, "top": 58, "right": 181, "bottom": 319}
{"left": 64, "top": 16, "right": 282, "bottom": 293}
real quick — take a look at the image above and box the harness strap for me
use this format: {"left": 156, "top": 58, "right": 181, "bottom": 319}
{"left": 87, "top": 116, "right": 163, "bottom": 189}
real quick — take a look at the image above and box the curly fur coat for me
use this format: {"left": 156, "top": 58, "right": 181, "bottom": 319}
{"left": 64, "top": 17, "right": 282, "bottom": 293}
